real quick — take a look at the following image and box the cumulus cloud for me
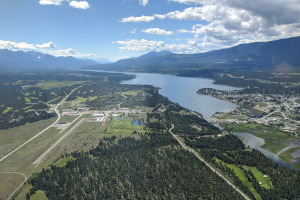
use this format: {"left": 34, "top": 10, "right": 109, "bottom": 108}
{"left": 47, "top": 48, "right": 95, "bottom": 57}
{"left": 143, "top": 28, "right": 173, "bottom": 36}
{"left": 0, "top": 40, "right": 56, "bottom": 51}
{"left": 139, "top": 0, "right": 149, "bottom": 6}
{"left": 0, "top": 40, "right": 94, "bottom": 58}
{"left": 168, "top": 0, "right": 203, "bottom": 5}
{"left": 120, "top": 15, "right": 155, "bottom": 23}
{"left": 36, "top": 41, "right": 57, "bottom": 49}
{"left": 120, "top": 0, "right": 300, "bottom": 52}
{"left": 223, "top": 0, "right": 300, "bottom": 26}
{"left": 115, "top": 39, "right": 203, "bottom": 53}
{"left": 39, "top": 0, "right": 64, "bottom": 5}
{"left": 69, "top": 1, "right": 90, "bottom": 9}
{"left": 39, "top": 0, "right": 91, "bottom": 9}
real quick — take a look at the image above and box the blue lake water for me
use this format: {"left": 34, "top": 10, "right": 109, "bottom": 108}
{"left": 122, "top": 73, "right": 239, "bottom": 120}
{"left": 132, "top": 120, "right": 143, "bottom": 126}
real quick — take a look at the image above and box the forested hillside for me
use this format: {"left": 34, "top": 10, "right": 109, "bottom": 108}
{"left": 28, "top": 133, "right": 242, "bottom": 200}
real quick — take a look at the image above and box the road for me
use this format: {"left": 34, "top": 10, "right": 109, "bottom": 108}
{"left": 33, "top": 115, "right": 85, "bottom": 166}
{"left": 0, "top": 172, "right": 27, "bottom": 200}
{"left": 169, "top": 124, "right": 251, "bottom": 200}
{"left": 260, "top": 108, "right": 280, "bottom": 119}
{"left": 0, "top": 87, "right": 80, "bottom": 163}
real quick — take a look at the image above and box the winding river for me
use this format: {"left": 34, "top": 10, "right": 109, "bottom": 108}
{"left": 93, "top": 70, "right": 293, "bottom": 168}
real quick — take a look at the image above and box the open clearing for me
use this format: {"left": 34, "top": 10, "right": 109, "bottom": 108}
{"left": 0, "top": 173, "right": 25, "bottom": 200}
{"left": 106, "top": 117, "right": 145, "bottom": 135}
{"left": 0, "top": 118, "right": 55, "bottom": 159}
{"left": 243, "top": 166, "right": 274, "bottom": 190}
{"left": 35, "top": 81, "right": 84, "bottom": 90}
{"left": 30, "top": 190, "right": 48, "bottom": 200}
{"left": 214, "top": 157, "right": 261, "bottom": 200}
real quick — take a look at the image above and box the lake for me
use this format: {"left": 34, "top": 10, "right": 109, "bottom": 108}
{"left": 122, "top": 73, "right": 239, "bottom": 120}
{"left": 92, "top": 70, "right": 293, "bottom": 168}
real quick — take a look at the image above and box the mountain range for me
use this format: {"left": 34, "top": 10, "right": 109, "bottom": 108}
{"left": 0, "top": 49, "right": 97, "bottom": 72}
{"left": 93, "top": 36, "right": 300, "bottom": 76}
{"left": 1, "top": 36, "right": 300, "bottom": 74}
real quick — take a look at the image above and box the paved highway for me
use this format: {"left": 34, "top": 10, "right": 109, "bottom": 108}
{"left": 169, "top": 124, "right": 251, "bottom": 200}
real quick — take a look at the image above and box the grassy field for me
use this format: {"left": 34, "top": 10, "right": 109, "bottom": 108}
{"left": 255, "top": 102, "right": 268, "bottom": 107}
{"left": 2, "top": 106, "right": 13, "bottom": 114}
{"left": 0, "top": 173, "right": 25, "bottom": 200}
{"left": 214, "top": 158, "right": 261, "bottom": 200}
{"left": 54, "top": 156, "right": 76, "bottom": 167}
{"left": 74, "top": 96, "right": 98, "bottom": 103}
{"left": 35, "top": 116, "right": 109, "bottom": 171}
{"left": 0, "top": 127, "right": 63, "bottom": 173}
{"left": 47, "top": 96, "right": 62, "bottom": 104}
{"left": 0, "top": 115, "right": 91, "bottom": 199}
{"left": 213, "top": 113, "right": 248, "bottom": 120}
{"left": 4, "top": 112, "right": 145, "bottom": 199}
{"left": 106, "top": 117, "right": 145, "bottom": 135}
{"left": 118, "top": 90, "right": 139, "bottom": 98}
{"left": 0, "top": 126, "right": 62, "bottom": 200}
{"left": 244, "top": 166, "right": 274, "bottom": 190}
{"left": 279, "top": 147, "right": 300, "bottom": 169}
{"left": 30, "top": 190, "right": 48, "bottom": 200}
{"left": 35, "top": 81, "right": 84, "bottom": 90}
{"left": 59, "top": 115, "right": 79, "bottom": 123}
{"left": 221, "top": 122, "right": 295, "bottom": 154}
{"left": 0, "top": 118, "right": 56, "bottom": 158}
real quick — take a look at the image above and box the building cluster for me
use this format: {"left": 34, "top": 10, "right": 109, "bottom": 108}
{"left": 212, "top": 93, "right": 300, "bottom": 135}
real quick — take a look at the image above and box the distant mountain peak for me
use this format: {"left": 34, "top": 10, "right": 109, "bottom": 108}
{"left": 0, "top": 49, "right": 97, "bottom": 72}
{"left": 138, "top": 51, "right": 173, "bottom": 59}
{"left": 95, "top": 36, "right": 300, "bottom": 73}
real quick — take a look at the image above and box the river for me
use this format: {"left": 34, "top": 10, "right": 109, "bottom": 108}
{"left": 92, "top": 70, "right": 293, "bottom": 168}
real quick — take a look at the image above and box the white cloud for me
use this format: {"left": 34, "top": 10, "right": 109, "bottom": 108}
{"left": 116, "top": 39, "right": 165, "bottom": 52}
{"left": 39, "top": 0, "right": 91, "bottom": 9}
{"left": 69, "top": 1, "right": 90, "bottom": 9}
{"left": 39, "top": 0, "right": 64, "bottom": 5}
{"left": 115, "top": 39, "right": 203, "bottom": 53}
{"left": 0, "top": 40, "right": 57, "bottom": 51}
{"left": 168, "top": 0, "right": 204, "bottom": 5}
{"left": 36, "top": 41, "right": 57, "bottom": 49}
{"left": 47, "top": 48, "right": 95, "bottom": 57}
{"left": 0, "top": 40, "right": 95, "bottom": 58}
{"left": 120, "top": 15, "right": 155, "bottom": 23}
{"left": 119, "top": 0, "right": 300, "bottom": 52}
{"left": 143, "top": 28, "right": 173, "bottom": 36}
{"left": 139, "top": 0, "right": 149, "bottom": 6}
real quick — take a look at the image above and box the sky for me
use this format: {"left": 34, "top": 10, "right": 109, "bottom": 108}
{"left": 0, "top": 0, "right": 300, "bottom": 61}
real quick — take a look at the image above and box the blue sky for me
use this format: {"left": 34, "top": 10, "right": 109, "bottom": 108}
{"left": 0, "top": 0, "right": 300, "bottom": 61}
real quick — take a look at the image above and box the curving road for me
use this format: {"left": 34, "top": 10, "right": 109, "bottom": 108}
{"left": 169, "top": 124, "right": 251, "bottom": 200}
{"left": 0, "top": 172, "right": 27, "bottom": 200}
{"left": 0, "top": 87, "right": 80, "bottom": 163}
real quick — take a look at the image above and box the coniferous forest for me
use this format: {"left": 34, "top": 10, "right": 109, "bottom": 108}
{"left": 28, "top": 133, "right": 243, "bottom": 200}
